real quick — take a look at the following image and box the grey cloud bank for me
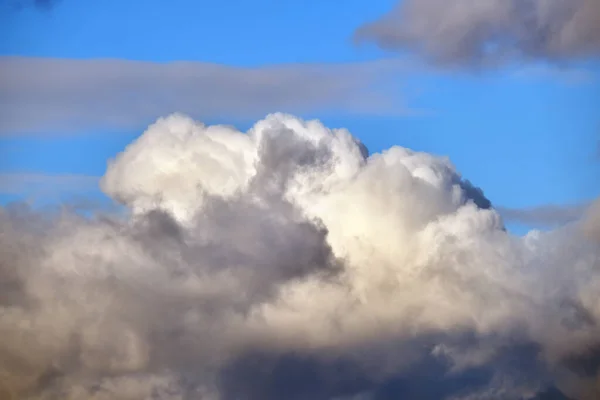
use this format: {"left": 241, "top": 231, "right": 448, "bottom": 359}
{"left": 355, "top": 0, "right": 600, "bottom": 68}
{"left": 1, "top": 113, "right": 599, "bottom": 399}
{"left": 0, "top": 57, "right": 410, "bottom": 135}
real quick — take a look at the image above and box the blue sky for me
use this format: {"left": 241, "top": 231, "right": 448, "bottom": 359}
{"left": 1, "top": 0, "right": 599, "bottom": 232}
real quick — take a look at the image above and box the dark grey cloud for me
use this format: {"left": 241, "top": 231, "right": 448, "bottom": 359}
{"left": 216, "top": 339, "right": 575, "bottom": 400}
{"left": 354, "top": 0, "right": 600, "bottom": 68}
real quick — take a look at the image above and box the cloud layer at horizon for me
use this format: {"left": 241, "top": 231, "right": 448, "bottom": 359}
{"left": 1, "top": 113, "right": 599, "bottom": 399}
{"left": 355, "top": 0, "right": 600, "bottom": 68}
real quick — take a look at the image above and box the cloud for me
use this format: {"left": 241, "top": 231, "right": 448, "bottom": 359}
{"left": 4, "top": 0, "right": 59, "bottom": 11}
{"left": 510, "top": 64, "right": 596, "bottom": 85}
{"left": 0, "top": 56, "right": 412, "bottom": 135}
{"left": 1, "top": 113, "right": 600, "bottom": 399}
{"left": 0, "top": 173, "right": 99, "bottom": 196}
{"left": 497, "top": 203, "right": 589, "bottom": 228}
{"left": 354, "top": 0, "right": 600, "bottom": 68}
{"left": 582, "top": 198, "right": 600, "bottom": 242}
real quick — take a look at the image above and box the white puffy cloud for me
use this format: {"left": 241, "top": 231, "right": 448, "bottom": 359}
{"left": 1, "top": 113, "right": 599, "bottom": 399}
{"left": 354, "top": 0, "right": 600, "bottom": 68}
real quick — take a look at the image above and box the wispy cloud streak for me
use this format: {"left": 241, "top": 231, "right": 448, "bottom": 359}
{"left": 0, "top": 172, "right": 99, "bottom": 195}
{"left": 498, "top": 203, "right": 589, "bottom": 228}
{"left": 0, "top": 56, "right": 411, "bottom": 135}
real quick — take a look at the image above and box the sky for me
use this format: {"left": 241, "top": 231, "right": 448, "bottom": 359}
{"left": 2, "top": 1, "right": 600, "bottom": 399}
{"left": 1, "top": 0, "right": 599, "bottom": 232}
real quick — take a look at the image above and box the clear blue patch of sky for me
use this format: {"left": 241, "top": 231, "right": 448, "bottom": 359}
{"left": 0, "top": 0, "right": 395, "bottom": 63}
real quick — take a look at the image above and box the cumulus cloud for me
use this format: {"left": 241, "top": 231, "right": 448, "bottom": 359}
{"left": 0, "top": 57, "right": 411, "bottom": 135}
{"left": 354, "top": 0, "right": 600, "bottom": 68}
{"left": 1, "top": 113, "right": 600, "bottom": 399}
